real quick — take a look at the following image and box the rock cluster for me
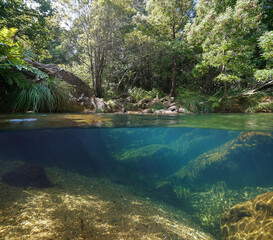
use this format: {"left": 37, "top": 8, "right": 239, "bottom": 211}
{"left": 221, "top": 192, "right": 273, "bottom": 240}
{"left": 24, "top": 61, "right": 190, "bottom": 114}
{"left": 26, "top": 61, "right": 190, "bottom": 114}
{"left": 90, "top": 95, "right": 188, "bottom": 114}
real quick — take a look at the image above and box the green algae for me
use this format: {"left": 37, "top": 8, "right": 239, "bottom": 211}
{"left": 114, "top": 144, "right": 170, "bottom": 162}
{"left": 171, "top": 132, "right": 273, "bottom": 191}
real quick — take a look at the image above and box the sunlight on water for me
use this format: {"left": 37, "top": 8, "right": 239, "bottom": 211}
{"left": 0, "top": 113, "right": 273, "bottom": 131}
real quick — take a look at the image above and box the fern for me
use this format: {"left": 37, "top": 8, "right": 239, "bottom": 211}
{"left": 10, "top": 78, "right": 69, "bottom": 112}
{"left": 0, "top": 27, "right": 69, "bottom": 113}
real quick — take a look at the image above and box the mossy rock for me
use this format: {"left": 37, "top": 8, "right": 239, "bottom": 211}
{"left": 221, "top": 191, "right": 273, "bottom": 240}
{"left": 114, "top": 144, "right": 181, "bottom": 176}
{"left": 171, "top": 132, "right": 273, "bottom": 190}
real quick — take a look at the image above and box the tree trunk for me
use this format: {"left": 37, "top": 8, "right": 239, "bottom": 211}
{"left": 223, "top": 81, "right": 227, "bottom": 99}
{"left": 170, "top": 23, "right": 177, "bottom": 97}
{"left": 221, "top": 64, "right": 227, "bottom": 99}
{"left": 170, "top": 56, "right": 177, "bottom": 97}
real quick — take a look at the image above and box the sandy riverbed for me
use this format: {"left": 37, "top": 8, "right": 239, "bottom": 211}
{"left": 0, "top": 160, "right": 214, "bottom": 240}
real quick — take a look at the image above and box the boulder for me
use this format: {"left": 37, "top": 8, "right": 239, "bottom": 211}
{"left": 178, "top": 107, "right": 186, "bottom": 113}
{"left": 172, "top": 132, "right": 273, "bottom": 190}
{"left": 163, "top": 101, "right": 171, "bottom": 108}
{"left": 154, "top": 109, "right": 177, "bottom": 114}
{"left": 168, "top": 106, "right": 177, "bottom": 112}
{"left": 2, "top": 163, "right": 53, "bottom": 188}
{"left": 106, "top": 100, "right": 123, "bottom": 113}
{"left": 136, "top": 98, "right": 151, "bottom": 109}
{"left": 95, "top": 98, "right": 106, "bottom": 112}
{"left": 26, "top": 60, "right": 93, "bottom": 109}
{"left": 93, "top": 97, "right": 111, "bottom": 112}
{"left": 151, "top": 95, "right": 160, "bottom": 105}
{"left": 142, "top": 109, "right": 153, "bottom": 113}
{"left": 221, "top": 192, "right": 273, "bottom": 240}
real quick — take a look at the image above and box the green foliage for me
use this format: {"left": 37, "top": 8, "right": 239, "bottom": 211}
{"left": 151, "top": 102, "right": 165, "bottom": 111}
{"left": 255, "top": 31, "right": 273, "bottom": 82}
{"left": 0, "top": 27, "right": 31, "bottom": 85}
{"left": 259, "top": 31, "right": 273, "bottom": 61}
{"left": 254, "top": 69, "right": 273, "bottom": 82}
{"left": 1, "top": 0, "right": 273, "bottom": 111}
{"left": 6, "top": 77, "right": 69, "bottom": 113}
{"left": 146, "top": 0, "right": 194, "bottom": 40}
{"left": 11, "top": 82, "right": 52, "bottom": 112}
{"left": 64, "top": 0, "right": 135, "bottom": 97}
{"left": 0, "top": 0, "right": 54, "bottom": 59}
{"left": 128, "top": 87, "right": 163, "bottom": 101}
{"left": 246, "top": 101, "right": 273, "bottom": 113}
{"left": 244, "top": 93, "right": 273, "bottom": 113}
{"left": 209, "top": 96, "right": 222, "bottom": 109}
{"left": 261, "top": 0, "right": 273, "bottom": 31}
{"left": 0, "top": 27, "right": 68, "bottom": 112}
{"left": 177, "top": 87, "right": 211, "bottom": 112}
{"left": 186, "top": 0, "right": 262, "bottom": 87}
{"left": 146, "top": 0, "right": 194, "bottom": 96}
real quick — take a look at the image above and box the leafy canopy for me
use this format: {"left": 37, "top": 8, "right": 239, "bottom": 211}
{"left": 186, "top": 0, "right": 262, "bottom": 84}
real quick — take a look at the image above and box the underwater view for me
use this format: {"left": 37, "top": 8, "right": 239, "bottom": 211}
{"left": 0, "top": 113, "right": 273, "bottom": 240}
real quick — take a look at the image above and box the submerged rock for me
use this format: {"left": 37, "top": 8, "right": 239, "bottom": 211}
{"left": 172, "top": 132, "right": 273, "bottom": 190}
{"left": 2, "top": 163, "right": 53, "bottom": 188}
{"left": 221, "top": 192, "right": 273, "bottom": 240}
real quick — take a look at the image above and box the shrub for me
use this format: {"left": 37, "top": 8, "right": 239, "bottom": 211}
{"left": 128, "top": 87, "right": 163, "bottom": 101}
{"left": 0, "top": 27, "right": 69, "bottom": 112}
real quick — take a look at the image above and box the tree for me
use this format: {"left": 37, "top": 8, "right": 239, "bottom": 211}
{"left": 186, "top": 0, "right": 262, "bottom": 97}
{"left": 0, "top": 0, "right": 54, "bottom": 59}
{"left": 146, "top": 0, "right": 194, "bottom": 96}
{"left": 260, "top": 0, "right": 273, "bottom": 31}
{"left": 63, "top": 0, "right": 134, "bottom": 97}
{"left": 254, "top": 31, "right": 273, "bottom": 84}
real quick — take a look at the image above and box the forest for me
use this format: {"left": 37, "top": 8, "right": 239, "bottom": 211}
{"left": 0, "top": 0, "right": 273, "bottom": 113}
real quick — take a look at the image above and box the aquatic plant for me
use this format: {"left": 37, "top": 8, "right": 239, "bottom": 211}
{"left": 174, "top": 186, "right": 191, "bottom": 199}
{"left": 115, "top": 144, "right": 170, "bottom": 161}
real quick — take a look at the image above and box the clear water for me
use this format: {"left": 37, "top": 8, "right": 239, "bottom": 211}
{"left": 0, "top": 113, "right": 272, "bottom": 239}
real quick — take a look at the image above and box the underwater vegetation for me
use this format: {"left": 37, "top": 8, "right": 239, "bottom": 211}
{"left": 159, "top": 132, "right": 273, "bottom": 237}
{"left": 0, "top": 124, "right": 272, "bottom": 239}
{"left": 99, "top": 128, "right": 273, "bottom": 238}
{"left": 173, "top": 186, "right": 191, "bottom": 199}
{"left": 113, "top": 144, "right": 181, "bottom": 176}
{"left": 106, "top": 128, "right": 238, "bottom": 178}
{"left": 2, "top": 163, "right": 52, "bottom": 188}
{"left": 172, "top": 132, "right": 273, "bottom": 190}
